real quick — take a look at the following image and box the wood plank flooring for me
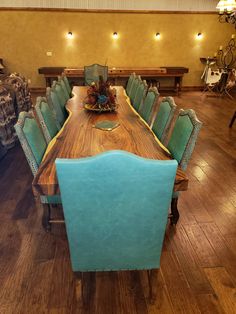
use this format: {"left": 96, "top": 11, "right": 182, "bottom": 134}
{"left": 0, "top": 91, "right": 235, "bottom": 314}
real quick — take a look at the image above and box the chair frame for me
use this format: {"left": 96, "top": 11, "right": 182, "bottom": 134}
{"left": 130, "top": 75, "right": 142, "bottom": 105}
{"left": 56, "top": 151, "right": 177, "bottom": 305}
{"left": 84, "top": 63, "right": 108, "bottom": 85}
{"left": 126, "top": 72, "right": 136, "bottom": 97}
{"left": 46, "top": 86, "right": 65, "bottom": 127}
{"left": 175, "top": 109, "right": 202, "bottom": 171}
{"left": 133, "top": 79, "right": 148, "bottom": 112}
{"left": 35, "top": 96, "right": 56, "bottom": 144}
{"left": 140, "top": 86, "right": 160, "bottom": 125}
{"left": 14, "top": 111, "right": 63, "bottom": 231}
{"left": 168, "top": 109, "right": 202, "bottom": 225}
{"left": 152, "top": 96, "right": 177, "bottom": 144}
{"left": 58, "top": 76, "right": 70, "bottom": 100}
{"left": 14, "top": 111, "right": 40, "bottom": 176}
{"left": 61, "top": 73, "right": 72, "bottom": 95}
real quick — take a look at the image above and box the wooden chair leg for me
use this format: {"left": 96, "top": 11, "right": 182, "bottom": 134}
{"left": 229, "top": 111, "right": 236, "bottom": 128}
{"left": 147, "top": 269, "right": 159, "bottom": 303}
{"left": 170, "top": 197, "right": 180, "bottom": 225}
{"left": 42, "top": 204, "right": 52, "bottom": 232}
{"left": 75, "top": 272, "right": 84, "bottom": 306}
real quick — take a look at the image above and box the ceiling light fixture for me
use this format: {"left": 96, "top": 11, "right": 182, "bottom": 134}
{"left": 216, "top": 0, "right": 236, "bottom": 26}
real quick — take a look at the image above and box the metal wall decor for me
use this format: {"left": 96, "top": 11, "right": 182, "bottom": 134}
{"left": 216, "top": 36, "right": 236, "bottom": 69}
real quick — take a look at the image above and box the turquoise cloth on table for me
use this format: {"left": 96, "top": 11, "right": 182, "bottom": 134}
{"left": 56, "top": 150, "right": 177, "bottom": 272}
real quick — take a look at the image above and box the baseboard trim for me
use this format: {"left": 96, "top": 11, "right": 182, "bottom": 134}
{"left": 30, "top": 87, "right": 46, "bottom": 93}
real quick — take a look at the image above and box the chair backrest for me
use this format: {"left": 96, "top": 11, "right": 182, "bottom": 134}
{"left": 46, "top": 87, "right": 66, "bottom": 127}
{"left": 84, "top": 64, "right": 108, "bottom": 85}
{"left": 52, "top": 81, "right": 67, "bottom": 110}
{"left": 139, "top": 87, "right": 160, "bottom": 125}
{"left": 152, "top": 97, "right": 177, "bottom": 144}
{"left": 35, "top": 96, "right": 60, "bottom": 144}
{"left": 14, "top": 111, "right": 47, "bottom": 176}
{"left": 58, "top": 76, "right": 70, "bottom": 101}
{"left": 129, "top": 75, "right": 141, "bottom": 105}
{"left": 56, "top": 150, "right": 177, "bottom": 272}
{"left": 167, "top": 109, "right": 202, "bottom": 171}
{"left": 61, "top": 73, "right": 72, "bottom": 95}
{"left": 205, "top": 68, "right": 222, "bottom": 85}
{"left": 126, "top": 73, "right": 136, "bottom": 97}
{"left": 133, "top": 80, "right": 148, "bottom": 112}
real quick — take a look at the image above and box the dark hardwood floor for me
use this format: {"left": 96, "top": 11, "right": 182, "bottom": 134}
{"left": 0, "top": 91, "right": 235, "bottom": 313}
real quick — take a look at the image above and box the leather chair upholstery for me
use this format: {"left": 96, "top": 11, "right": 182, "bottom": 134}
{"left": 55, "top": 150, "right": 177, "bottom": 302}
{"left": 84, "top": 64, "right": 108, "bottom": 86}
{"left": 152, "top": 96, "right": 177, "bottom": 144}
{"left": 35, "top": 96, "right": 60, "bottom": 144}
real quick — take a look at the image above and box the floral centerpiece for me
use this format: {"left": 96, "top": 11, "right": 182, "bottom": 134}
{"left": 84, "top": 76, "right": 117, "bottom": 112}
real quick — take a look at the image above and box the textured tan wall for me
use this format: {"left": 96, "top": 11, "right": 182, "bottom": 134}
{"left": 0, "top": 10, "right": 234, "bottom": 88}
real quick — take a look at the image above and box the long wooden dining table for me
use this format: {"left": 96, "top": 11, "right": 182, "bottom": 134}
{"left": 32, "top": 86, "right": 188, "bottom": 201}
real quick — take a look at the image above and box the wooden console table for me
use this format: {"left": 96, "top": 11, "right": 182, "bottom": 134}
{"left": 38, "top": 66, "right": 189, "bottom": 94}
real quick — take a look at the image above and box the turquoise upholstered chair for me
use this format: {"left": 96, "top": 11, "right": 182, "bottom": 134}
{"left": 167, "top": 109, "right": 202, "bottom": 225}
{"left": 139, "top": 87, "right": 160, "bottom": 125}
{"left": 126, "top": 73, "right": 136, "bottom": 97}
{"left": 14, "top": 112, "right": 61, "bottom": 230}
{"left": 84, "top": 64, "right": 108, "bottom": 85}
{"left": 58, "top": 76, "right": 70, "bottom": 101}
{"left": 55, "top": 150, "right": 177, "bottom": 303}
{"left": 152, "top": 97, "right": 177, "bottom": 144}
{"left": 61, "top": 73, "right": 72, "bottom": 96}
{"left": 133, "top": 80, "right": 148, "bottom": 112}
{"left": 46, "top": 86, "right": 66, "bottom": 127}
{"left": 35, "top": 97, "right": 60, "bottom": 144}
{"left": 129, "top": 75, "right": 142, "bottom": 105}
{"left": 52, "top": 81, "right": 67, "bottom": 110}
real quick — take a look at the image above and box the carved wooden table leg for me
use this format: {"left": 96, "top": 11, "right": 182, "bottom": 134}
{"left": 170, "top": 197, "right": 180, "bottom": 225}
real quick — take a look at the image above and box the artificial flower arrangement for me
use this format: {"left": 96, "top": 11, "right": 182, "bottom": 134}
{"left": 84, "top": 76, "right": 117, "bottom": 112}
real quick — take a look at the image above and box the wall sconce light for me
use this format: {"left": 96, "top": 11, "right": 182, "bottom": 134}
{"left": 155, "top": 32, "right": 161, "bottom": 40}
{"left": 67, "top": 31, "right": 73, "bottom": 39}
{"left": 196, "top": 32, "right": 203, "bottom": 40}
{"left": 112, "top": 32, "right": 118, "bottom": 39}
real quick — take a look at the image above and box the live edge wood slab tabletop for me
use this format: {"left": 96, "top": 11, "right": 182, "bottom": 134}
{"left": 32, "top": 86, "right": 188, "bottom": 196}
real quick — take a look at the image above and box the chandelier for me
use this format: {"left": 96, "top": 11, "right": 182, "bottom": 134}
{"left": 216, "top": 0, "right": 236, "bottom": 25}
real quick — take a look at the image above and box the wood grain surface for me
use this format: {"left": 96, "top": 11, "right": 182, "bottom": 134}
{"left": 32, "top": 86, "right": 188, "bottom": 196}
